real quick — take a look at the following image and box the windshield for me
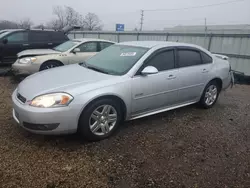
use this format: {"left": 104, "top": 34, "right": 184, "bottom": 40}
{"left": 53, "top": 40, "right": 79, "bottom": 52}
{"left": 83, "top": 45, "right": 149, "bottom": 75}
{"left": 0, "top": 31, "right": 10, "bottom": 39}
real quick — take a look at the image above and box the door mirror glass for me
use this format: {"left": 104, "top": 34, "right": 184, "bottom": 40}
{"left": 2, "top": 38, "right": 8, "bottom": 44}
{"left": 141, "top": 66, "right": 159, "bottom": 75}
{"left": 73, "top": 48, "right": 80, "bottom": 53}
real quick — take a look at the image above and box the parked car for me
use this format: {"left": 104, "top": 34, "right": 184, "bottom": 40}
{"left": 0, "top": 27, "right": 76, "bottom": 64}
{"left": 12, "top": 41, "right": 234, "bottom": 141}
{"left": 11, "top": 38, "right": 115, "bottom": 75}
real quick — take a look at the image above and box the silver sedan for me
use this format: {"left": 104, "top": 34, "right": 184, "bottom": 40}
{"left": 12, "top": 41, "right": 234, "bottom": 141}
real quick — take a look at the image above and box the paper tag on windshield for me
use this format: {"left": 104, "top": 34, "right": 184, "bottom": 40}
{"left": 120, "top": 52, "right": 137, "bottom": 57}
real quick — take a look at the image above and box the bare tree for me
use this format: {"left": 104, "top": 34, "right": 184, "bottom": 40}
{"left": 0, "top": 20, "right": 19, "bottom": 29}
{"left": 83, "top": 13, "right": 103, "bottom": 31}
{"left": 33, "top": 24, "right": 45, "bottom": 30}
{"left": 50, "top": 6, "right": 82, "bottom": 30}
{"left": 18, "top": 18, "right": 33, "bottom": 29}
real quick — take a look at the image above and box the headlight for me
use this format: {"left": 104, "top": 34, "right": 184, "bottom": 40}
{"left": 30, "top": 93, "right": 73, "bottom": 108}
{"left": 19, "top": 57, "right": 37, "bottom": 64}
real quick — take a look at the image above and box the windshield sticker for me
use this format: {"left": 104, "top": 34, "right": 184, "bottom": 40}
{"left": 120, "top": 52, "right": 137, "bottom": 57}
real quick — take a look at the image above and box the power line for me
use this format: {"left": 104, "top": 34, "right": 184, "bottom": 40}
{"left": 143, "top": 0, "right": 246, "bottom": 12}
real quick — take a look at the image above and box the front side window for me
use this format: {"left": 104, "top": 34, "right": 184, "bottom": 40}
{"left": 178, "top": 50, "right": 202, "bottom": 68}
{"left": 146, "top": 50, "right": 175, "bottom": 71}
{"left": 6, "top": 32, "right": 28, "bottom": 43}
{"left": 53, "top": 40, "right": 79, "bottom": 52}
{"left": 82, "top": 45, "right": 149, "bottom": 75}
{"left": 78, "top": 42, "right": 98, "bottom": 52}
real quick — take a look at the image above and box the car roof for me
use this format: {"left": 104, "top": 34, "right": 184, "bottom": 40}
{"left": 118, "top": 41, "right": 204, "bottom": 49}
{"left": 72, "top": 38, "right": 115, "bottom": 43}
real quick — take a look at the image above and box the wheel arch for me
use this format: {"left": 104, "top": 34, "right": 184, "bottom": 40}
{"left": 39, "top": 59, "right": 64, "bottom": 70}
{"left": 77, "top": 94, "right": 128, "bottom": 127}
{"left": 208, "top": 77, "right": 223, "bottom": 91}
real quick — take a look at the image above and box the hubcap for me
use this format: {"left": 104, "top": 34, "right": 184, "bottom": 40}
{"left": 89, "top": 105, "right": 117, "bottom": 136}
{"left": 205, "top": 85, "right": 218, "bottom": 106}
{"left": 45, "top": 64, "right": 56, "bottom": 69}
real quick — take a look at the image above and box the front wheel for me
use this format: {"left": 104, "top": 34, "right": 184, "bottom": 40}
{"left": 200, "top": 81, "right": 220, "bottom": 109}
{"left": 40, "top": 61, "right": 62, "bottom": 71}
{"left": 78, "top": 98, "right": 122, "bottom": 141}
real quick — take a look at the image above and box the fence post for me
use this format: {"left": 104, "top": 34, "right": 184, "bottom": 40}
{"left": 137, "top": 32, "right": 140, "bottom": 41}
{"left": 166, "top": 33, "right": 169, "bottom": 41}
{"left": 98, "top": 32, "right": 100, "bottom": 39}
{"left": 117, "top": 33, "right": 120, "bottom": 43}
{"left": 74, "top": 33, "right": 76, "bottom": 39}
{"left": 208, "top": 33, "right": 213, "bottom": 51}
{"left": 82, "top": 32, "right": 85, "bottom": 38}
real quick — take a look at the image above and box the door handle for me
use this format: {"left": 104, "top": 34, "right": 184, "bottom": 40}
{"left": 22, "top": 44, "right": 29, "bottom": 46}
{"left": 202, "top": 69, "right": 209, "bottom": 73}
{"left": 48, "top": 43, "right": 53, "bottom": 45}
{"left": 167, "top": 74, "right": 176, "bottom": 80}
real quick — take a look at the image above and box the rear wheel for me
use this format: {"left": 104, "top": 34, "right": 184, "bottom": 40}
{"left": 200, "top": 81, "right": 220, "bottom": 108}
{"left": 78, "top": 98, "right": 122, "bottom": 141}
{"left": 40, "top": 61, "right": 63, "bottom": 71}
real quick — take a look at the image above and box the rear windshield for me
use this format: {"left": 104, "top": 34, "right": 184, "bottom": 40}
{"left": 53, "top": 40, "right": 79, "bottom": 52}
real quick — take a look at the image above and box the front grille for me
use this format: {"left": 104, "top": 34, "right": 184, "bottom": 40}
{"left": 23, "top": 122, "right": 60, "bottom": 131}
{"left": 17, "top": 93, "right": 26, "bottom": 103}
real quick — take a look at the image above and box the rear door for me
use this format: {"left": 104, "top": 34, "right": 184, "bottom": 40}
{"left": 2, "top": 31, "right": 29, "bottom": 63}
{"left": 67, "top": 41, "right": 99, "bottom": 64}
{"left": 29, "top": 31, "right": 49, "bottom": 49}
{"left": 176, "top": 47, "right": 213, "bottom": 103}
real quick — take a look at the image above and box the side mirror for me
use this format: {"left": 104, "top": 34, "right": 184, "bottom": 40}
{"left": 141, "top": 66, "right": 159, "bottom": 75}
{"left": 73, "top": 48, "right": 80, "bottom": 53}
{"left": 2, "top": 38, "right": 8, "bottom": 44}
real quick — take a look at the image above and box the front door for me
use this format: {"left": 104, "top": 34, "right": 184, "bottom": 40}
{"left": 67, "top": 41, "right": 98, "bottom": 65}
{"left": 2, "top": 31, "right": 29, "bottom": 63}
{"left": 131, "top": 49, "right": 180, "bottom": 116}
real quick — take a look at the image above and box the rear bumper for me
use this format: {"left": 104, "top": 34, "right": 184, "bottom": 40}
{"left": 223, "top": 71, "right": 234, "bottom": 90}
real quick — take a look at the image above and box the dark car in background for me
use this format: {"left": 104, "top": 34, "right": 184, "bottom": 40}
{"left": 0, "top": 28, "right": 73, "bottom": 64}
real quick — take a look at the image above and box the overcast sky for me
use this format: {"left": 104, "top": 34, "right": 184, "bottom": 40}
{"left": 0, "top": 0, "right": 249, "bottom": 30}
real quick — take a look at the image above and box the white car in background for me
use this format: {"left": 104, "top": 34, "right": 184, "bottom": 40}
{"left": 12, "top": 38, "right": 115, "bottom": 75}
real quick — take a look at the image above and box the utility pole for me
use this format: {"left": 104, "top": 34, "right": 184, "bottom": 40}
{"left": 140, "top": 10, "right": 144, "bottom": 31}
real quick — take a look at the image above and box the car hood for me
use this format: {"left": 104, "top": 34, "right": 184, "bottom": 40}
{"left": 17, "top": 49, "right": 61, "bottom": 58}
{"left": 17, "top": 64, "right": 117, "bottom": 100}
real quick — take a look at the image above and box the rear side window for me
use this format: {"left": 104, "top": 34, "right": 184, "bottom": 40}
{"left": 49, "top": 32, "right": 68, "bottom": 41}
{"left": 6, "top": 31, "right": 28, "bottom": 43}
{"left": 29, "top": 31, "right": 49, "bottom": 42}
{"left": 99, "top": 42, "right": 113, "bottom": 51}
{"left": 201, "top": 52, "right": 213, "bottom": 64}
{"left": 78, "top": 42, "right": 98, "bottom": 52}
{"left": 178, "top": 50, "right": 202, "bottom": 68}
{"left": 146, "top": 50, "right": 175, "bottom": 71}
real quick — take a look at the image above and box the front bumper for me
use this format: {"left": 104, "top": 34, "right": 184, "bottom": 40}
{"left": 11, "top": 60, "right": 40, "bottom": 75}
{"left": 12, "top": 90, "right": 79, "bottom": 135}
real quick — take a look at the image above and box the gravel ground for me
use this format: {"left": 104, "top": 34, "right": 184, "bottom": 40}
{"left": 0, "top": 76, "right": 249, "bottom": 188}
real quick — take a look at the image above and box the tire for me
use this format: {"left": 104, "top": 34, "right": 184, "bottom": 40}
{"left": 78, "top": 98, "right": 122, "bottom": 141}
{"left": 40, "top": 61, "right": 62, "bottom": 71}
{"left": 200, "top": 81, "right": 220, "bottom": 109}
